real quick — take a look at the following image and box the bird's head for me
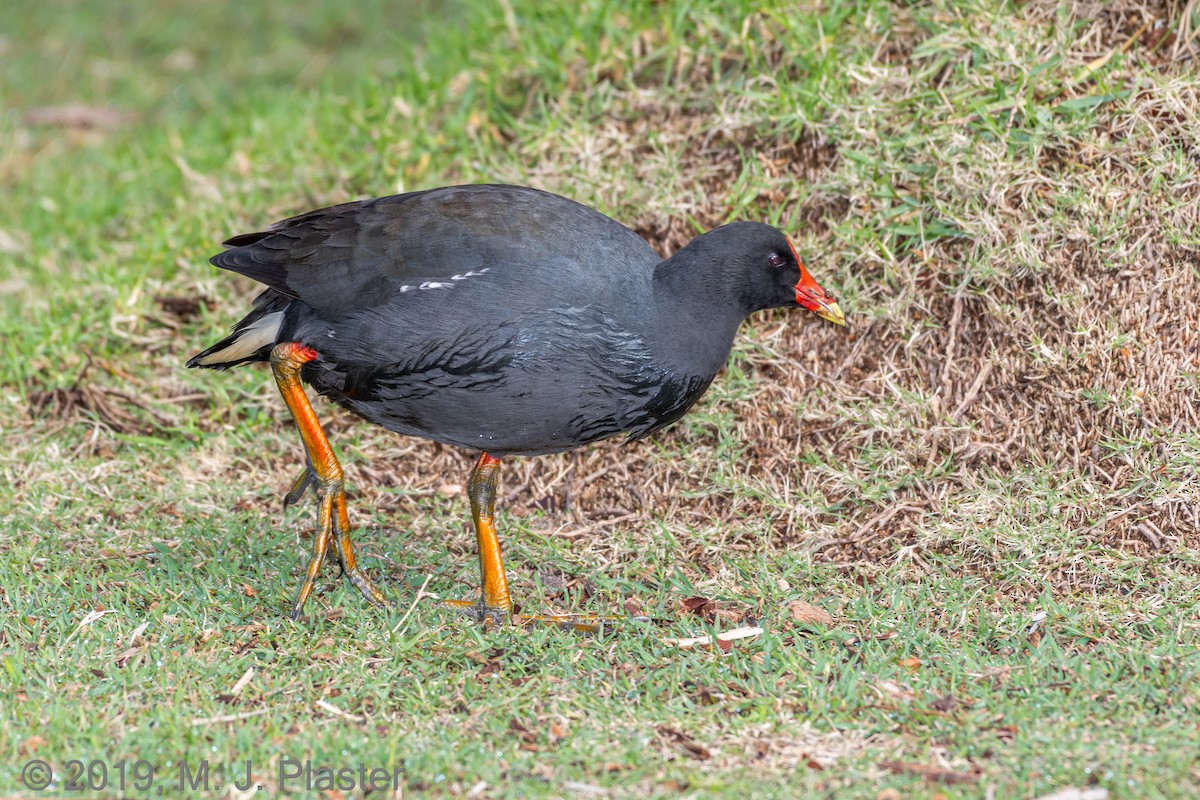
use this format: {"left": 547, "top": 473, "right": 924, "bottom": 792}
{"left": 718, "top": 222, "right": 846, "bottom": 325}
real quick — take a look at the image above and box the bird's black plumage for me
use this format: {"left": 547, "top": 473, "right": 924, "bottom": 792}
{"left": 190, "top": 184, "right": 817, "bottom": 455}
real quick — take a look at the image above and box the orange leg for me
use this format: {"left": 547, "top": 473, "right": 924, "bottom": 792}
{"left": 441, "top": 452, "right": 623, "bottom": 632}
{"left": 455, "top": 452, "right": 513, "bottom": 626}
{"left": 442, "top": 452, "right": 514, "bottom": 624}
{"left": 270, "top": 342, "right": 389, "bottom": 618}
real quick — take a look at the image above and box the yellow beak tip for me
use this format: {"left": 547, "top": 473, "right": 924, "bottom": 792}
{"left": 815, "top": 302, "right": 846, "bottom": 327}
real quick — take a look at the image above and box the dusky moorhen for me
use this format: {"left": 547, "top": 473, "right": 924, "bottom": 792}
{"left": 189, "top": 184, "right": 844, "bottom": 623}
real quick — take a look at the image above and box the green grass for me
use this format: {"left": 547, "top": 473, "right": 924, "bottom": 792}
{"left": 3, "top": 0, "right": 1200, "bottom": 797}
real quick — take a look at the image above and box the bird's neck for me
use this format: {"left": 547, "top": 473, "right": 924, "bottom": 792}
{"left": 650, "top": 252, "right": 747, "bottom": 379}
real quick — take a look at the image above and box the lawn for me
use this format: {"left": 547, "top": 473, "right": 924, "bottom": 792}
{"left": 2, "top": 0, "right": 1199, "bottom": 797}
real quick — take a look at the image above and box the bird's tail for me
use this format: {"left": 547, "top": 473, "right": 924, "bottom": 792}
{"left": 186, "top": 290, "right": 291, "bottom": 370}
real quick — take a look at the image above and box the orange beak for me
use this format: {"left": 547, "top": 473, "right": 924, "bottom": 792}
{"left": 794, "top": 261, "right": 846, "bottom": 326}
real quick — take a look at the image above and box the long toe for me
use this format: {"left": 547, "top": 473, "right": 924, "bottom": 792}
{"left": 330, "top": 489, "right": 390, "bottom": 607}
{"left": 345, "top": 568, "right": 391, "bottom": 608}
{"left": 441, "top": 598, "right": 512, "bottom": 629}
{"left": 513, "top": 611, "right": 626, "bottom": 635}
{"left": 282, "top": 465, "right": 317, "bottom": 509}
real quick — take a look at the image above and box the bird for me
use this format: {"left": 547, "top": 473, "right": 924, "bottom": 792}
{"left": 188, "top": 184, "right": 844, "bottom": 624}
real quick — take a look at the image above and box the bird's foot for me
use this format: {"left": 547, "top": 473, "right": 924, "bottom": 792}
{"left": 287, "top": 485, "right": 391, "bottom": 619}
{"left": 512, "top": 611, "right": 630, "bottom": 634}
{"left": 442, "top": 598, "right": 512, "bottom": 629}
{"left": 441, "top": 597, "right": 626, "bottom": 633}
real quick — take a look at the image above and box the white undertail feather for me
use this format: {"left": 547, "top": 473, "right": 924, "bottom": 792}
{"left": 195, "top": 311, "right": 284, "bottom": 366}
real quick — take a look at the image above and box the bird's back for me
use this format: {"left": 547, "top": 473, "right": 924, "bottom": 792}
{"left": 212, "top": 184, "right": 661, "bottom": 319}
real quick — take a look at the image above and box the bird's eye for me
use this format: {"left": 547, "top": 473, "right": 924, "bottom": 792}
{"left": 767, "top": 252, "right": 787, "bottom": 268}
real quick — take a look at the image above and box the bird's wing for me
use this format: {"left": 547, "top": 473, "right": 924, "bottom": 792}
{"left": 209, "top": 185, "right": 658, "bottom": 317}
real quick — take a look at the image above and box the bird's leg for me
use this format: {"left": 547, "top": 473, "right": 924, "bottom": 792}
{"left": 270, "top": 343, "right": 389, "bottom": 618}
{"left": 464, "top": 452, "right": 513, "bottom": 625}
{"left": 442, "top": 452, "right": 515, "bottom": 625}
{"left": 443, "top": 452, "right": 622, "bottom": 633}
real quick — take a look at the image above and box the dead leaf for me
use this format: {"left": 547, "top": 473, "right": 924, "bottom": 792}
{"left": 1033, "top": 789, "right": 1109, "bottom": 800}
{"left": 994, "top": 724, "right": 1018, "bottom": 741}
{"left": 874, "top": 679, "right": 916, "bottom": 701}
{"left": 0, "top": 228, "right": 28, "bottom": 255}
{"left": 787, "top": 599, "right": 833, "bottom": 625}
{"left": 656, "top": 725, "right": 711, "bottom": 760}
{"left": 156, "top": 294, "right": 213, "bottom": 321}
{"left": 879, "top": 761, "right": 979, "bottom": 784}
{"left": 666, "top": 626, "right": 764, "bottom": 650}
{"left": 715, "top": 606, "right": 747, "bottom": 626}
{"left": 24, "top": 104, "right": 133, "bottom": 129}
{"left": 114, "top": 647, "right": 145, "bottom": 668}
{"left": 930, "top": 694, "right": 962, "bottom": 712}
{"left": 27, "top": 364, "right": 179, "bottom": 437}
{"left": 681, "top": 595, "right": 717, "bottom": 620}
{"left": 18, "top": 736, "right": 47, "bottom": 756}
{"left": 509, "top": 718, "right": 538, "bottom": 749}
